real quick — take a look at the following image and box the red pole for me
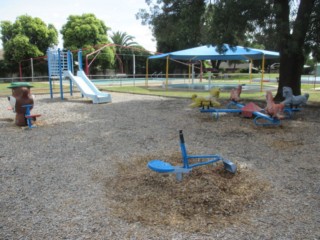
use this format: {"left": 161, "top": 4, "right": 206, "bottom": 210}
{"left": 85, "top": 56, "right": 89, "bottom": 75}
{"left": 19, "top": 62, "right": 22, "bottom": 81}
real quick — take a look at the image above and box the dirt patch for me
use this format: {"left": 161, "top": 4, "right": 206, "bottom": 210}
{"left": 0, "top": 118, "right": 14, "bottom": 122}
{"left": 105, "top": 153, "right": 270, "bottom": 233}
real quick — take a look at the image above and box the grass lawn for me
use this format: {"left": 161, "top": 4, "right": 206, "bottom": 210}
{"left": 1, "top": 80, "right": 319, "bottom": 103}
{"left": 0, "top": 82, "right": 70, "bottom": 97}
{"left": 99, "top": 83, "right": 320, "bottom": 103}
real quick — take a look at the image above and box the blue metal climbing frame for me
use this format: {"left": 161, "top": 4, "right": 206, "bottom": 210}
{"left": 47, "top": 48, "right": 74, "bottom": 100}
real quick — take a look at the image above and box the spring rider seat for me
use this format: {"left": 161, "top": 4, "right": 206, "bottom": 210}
{"left": 148, "top": 130, "right": 237, "bottom": 181}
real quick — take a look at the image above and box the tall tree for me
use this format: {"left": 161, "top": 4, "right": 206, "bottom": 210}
{"left": 274, "top": 0, "right": 316, "bottom": 99}
{"left": 207, "top": 0, "right": 318, "bottom": 99}
{"left": 136, "top": 0, "right": 206, "bottom": 52}
{"left": 0, "top": 15, "right": 58, "bottom": 64}
{"left": 60, "top": 13, "right": 115, "bottom": 72}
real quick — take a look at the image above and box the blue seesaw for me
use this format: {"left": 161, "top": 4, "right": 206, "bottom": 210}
{"left": 226, "top": 100, "right": 299, "bottom": 123}
{"left": 200, "top": 101, "right": 282, "bottom": 127}
{"left": 283, "top": 107, "right": 302, "bottom": 119}
{"left": 147, "top": 130, "right": 237, "bottom": 181}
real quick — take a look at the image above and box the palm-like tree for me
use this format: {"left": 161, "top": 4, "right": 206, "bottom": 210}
{"left": 110, "top": 31, "right": 138, "bottom": 47}
{"left": 110, "top": 31, "right": 139, "bottom": 73}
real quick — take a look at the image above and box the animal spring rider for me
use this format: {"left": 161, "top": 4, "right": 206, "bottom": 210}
{"left": 189, "top": 88, "right": 221, "bottom": 109}
{"left": 265, "top": 90, "right": 285, "bottom": 120}
{"left": 148, "top": 130, "right": 237, "bottom": 181}
{"left": 282, "top": 86, "right": 309, "bottom": 107}
{"left": 7, "top": 82, "right": 41, "bottom": 128}
{"left": 281, "top": 86, "right": 309, "bottom": 117}
{"left": 230, "top": 84, "right": 242, "bottom": 102}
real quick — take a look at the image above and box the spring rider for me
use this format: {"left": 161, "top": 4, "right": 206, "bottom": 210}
{"left": 7, "top": 82, "right": 40, "bottom": 128}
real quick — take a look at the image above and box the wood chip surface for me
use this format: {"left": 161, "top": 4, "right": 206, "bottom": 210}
{"left": 0, "top": 92, "right": 319, "bottom": 239}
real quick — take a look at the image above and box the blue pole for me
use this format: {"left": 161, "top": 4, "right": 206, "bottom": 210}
{"left": 70, "top": 52, "right": 74, "bottom": 73}
{"left": 58, "top": 48, "right": 64, "bottom": 100}
{"left": 67, "top": 51, "right": 73, "bottom": 96}
{"left": 179, "top": 130, "right": 189, "bottom": 168}
{"left": 47, "top": 49, "right": 53, "bottom": 99}
{"left": 78, "top": 49, "right": 83, "bottom": 71}
{"left": 67, "top": 50, "right": 72, "bottom": 72}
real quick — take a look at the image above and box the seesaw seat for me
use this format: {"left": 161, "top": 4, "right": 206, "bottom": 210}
{"left": 148, "top": 160, "right": 175, "bottom": 173}
{"left": 25, "top": 114, "right": 41, "bottom": 119}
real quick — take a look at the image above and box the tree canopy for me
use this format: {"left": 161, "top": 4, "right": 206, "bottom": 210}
{"left": 0, "top": 15, "right": 58, "bottom": 63}
{"left": 136, "top": 0, "right": 206, "bottom": 52}
{"left": 61, "top": 13, "right": 110, "bottom": 50}
{"left": 60, "top": 13, "right": 115, "bottom": 71}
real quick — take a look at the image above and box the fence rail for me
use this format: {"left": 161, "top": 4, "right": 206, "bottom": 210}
{"left": 3, "top": 73, "right": 318, "bottom": 87}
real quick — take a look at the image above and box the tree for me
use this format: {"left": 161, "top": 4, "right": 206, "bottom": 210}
{"left": 110, "top": 31, "right": 139, "bottom": 47}
{"left": 136, "top": 0, "right": 206, "bottom": 52}
{"left": 110, "top": 31, "right": 139, "bottom": 73}
{"left": 206, "top": 0, "right": 318, "bottom": 100}
{"left": 60, "top": 13, "right": 115, "bottom": 72}
{"left": 0, "top": 15, "right": 58, "bottom": 72}
{"left": 303, "top": 0, "right": 320, "bottom": 63}
{"left": 274, "top": 0, "right": 317, "bottom": 99}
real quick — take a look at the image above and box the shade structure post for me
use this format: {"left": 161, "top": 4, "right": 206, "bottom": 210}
{"left": 192, "top": 64, "right": 195, "bottom": 88}
{"left": 260, "top": 55, "right": 265, "bottom": 92}
{"left": 166, "top": 56, "right": 169, "bottom": 90}
{"left": 199, "top": 61, "right": 203, "bottom": 82}
{"left": 188, "top": 63, "right": 191, "bottom": 84}
{"left": 250, "top": 59, "right": 253, "bottom": 83}
{"left": 145, "top": 58, "right": 149, "bottom": 87}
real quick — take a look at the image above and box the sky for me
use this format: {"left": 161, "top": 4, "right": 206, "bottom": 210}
{"left": 0, "top": 0, "right": 157, "bottom": 52}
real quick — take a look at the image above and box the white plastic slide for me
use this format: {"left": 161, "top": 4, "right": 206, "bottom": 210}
{"left": 64, "top": 70, "right": 111, "bottom": 104}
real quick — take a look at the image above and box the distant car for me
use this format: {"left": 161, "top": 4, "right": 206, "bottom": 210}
{"left": 240, "top": 67, "right": 260, "bottom": 73}
{"left": 270, "top": 63, "right": 280, "bottom": 70}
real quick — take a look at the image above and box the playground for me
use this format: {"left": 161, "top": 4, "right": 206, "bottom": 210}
{"left": 0, "top": 91, "right": 319, "bottom": 239}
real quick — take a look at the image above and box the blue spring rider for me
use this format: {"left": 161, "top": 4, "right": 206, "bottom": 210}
{"left": 23, "top": 104, "right": 41, "bottom": 129}
{"left": 148, "top": 130, "right": 237, "bottom": 181}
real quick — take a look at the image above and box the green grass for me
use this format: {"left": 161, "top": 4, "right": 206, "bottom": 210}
{"left": 100, "top": 85, "right": 269, "bottom": 101}
{"left": 100, "top": 82, "right": 320, "bottom": 103}
{"left": 0, "top": 82, "right": 69, "bottom": 96}
{"left": 1, "top": 81, "right": 319, "bottom": 103}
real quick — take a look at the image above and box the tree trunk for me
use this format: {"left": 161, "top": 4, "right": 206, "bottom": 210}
{"left": 210, "top": 60, "right": 221, "bottom": 71}
{"left": 277, "top": 49, "right": 304, "bottom": 99}
{"left": 274, "top": 0, "right": 315, "bottom": 101}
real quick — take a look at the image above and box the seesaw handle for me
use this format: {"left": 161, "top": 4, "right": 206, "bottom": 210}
{"left": 179, "top": 130, "right": 185, "bottom": 144}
